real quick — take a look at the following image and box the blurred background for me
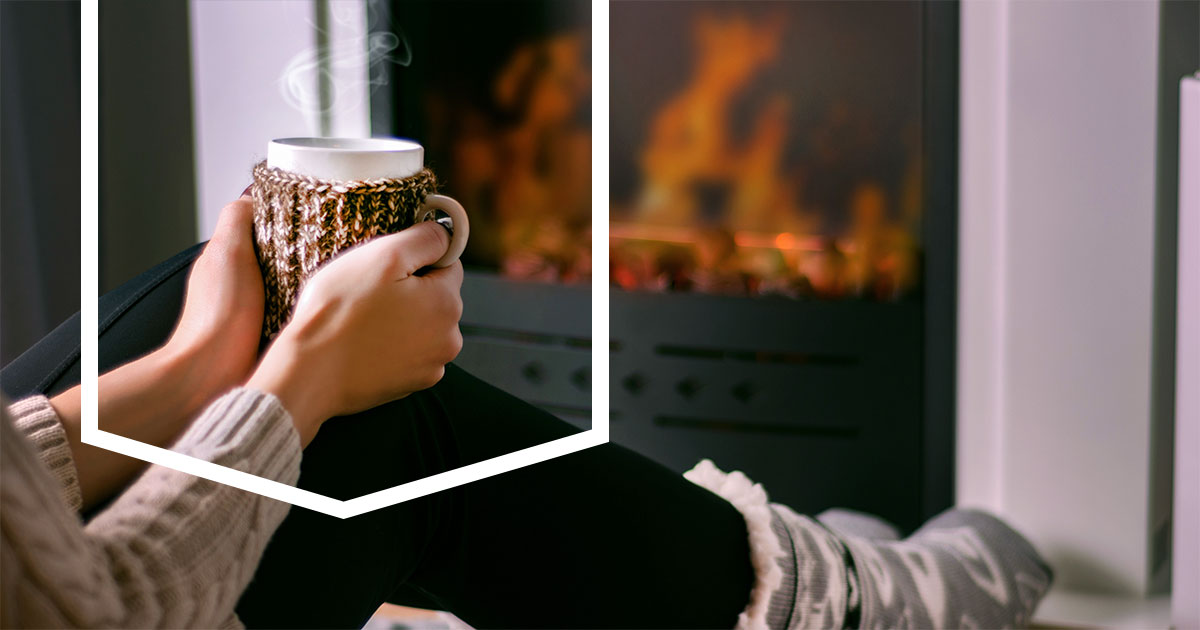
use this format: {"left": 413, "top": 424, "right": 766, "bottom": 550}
{"left": 1, "top": 1, "right": 82, "bottom": 367}
{"left": 374, "top": 1, "right": 592, "bottom": 283}
{"left": 1, "top": 1, "right": 1197, "bottom": 628}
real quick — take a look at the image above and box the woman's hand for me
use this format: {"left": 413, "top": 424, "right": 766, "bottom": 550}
{"left": 247, "top": 222, "right": 464, "bottom": 444}
{"left": 160, "top": 195, "right": 265, "bottom": 411}
{"left": 50, "top": 194, "right": 267, "bottom": 510}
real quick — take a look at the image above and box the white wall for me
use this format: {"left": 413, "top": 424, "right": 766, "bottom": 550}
{"left": 958, "top": 0, "right": 1162, "bottom": 598}
{"left": 189, "top": 0, "right": 369, "bottom": 238}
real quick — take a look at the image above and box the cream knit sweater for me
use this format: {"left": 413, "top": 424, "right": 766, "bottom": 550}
{"left": 0, "top": 388, "right": 302, "bottom": 628}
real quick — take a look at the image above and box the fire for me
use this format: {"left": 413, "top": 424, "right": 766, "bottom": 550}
{"left": 430, "top": 3, "right": 921, "bottom": 300}
{"left": 637, "top": 12, "right": 793, "bottom": 230}
{"left": 439, "top": 30, "right": 592, "bottom": 283}
{"left": 611, "top": 6, "right": 921, "bottom": 301}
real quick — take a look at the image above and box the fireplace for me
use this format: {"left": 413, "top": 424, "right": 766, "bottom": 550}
{"left": 373, "top": 0, "right": 956, "bottom": 531}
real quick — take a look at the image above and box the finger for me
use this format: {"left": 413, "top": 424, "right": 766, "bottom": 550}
{"left": 210, "top": 198, "right": 256, "bottom": 251}
{"left": 419, "top": 259, "right": 464, "bottom": 290}
{"left": 418, "top": 261, "right": 464, "bottom": 320}
{"left": 381, "top": 221, "right": 453, "bottom": 278}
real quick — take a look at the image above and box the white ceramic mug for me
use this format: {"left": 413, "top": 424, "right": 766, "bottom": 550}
{"left": 267, "top": 137, "right": 469, "bottom": 268}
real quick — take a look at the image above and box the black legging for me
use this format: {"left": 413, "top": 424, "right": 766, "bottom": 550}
{"left": 1, "top": 244, "right": 754, "bottom": 629}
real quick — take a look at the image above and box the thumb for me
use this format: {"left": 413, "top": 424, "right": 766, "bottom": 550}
{"left": 377, "top": 221, "right": 452, "bottom": 278}
{"left": 210, "top": 198, "right": 256, "bottom": 250}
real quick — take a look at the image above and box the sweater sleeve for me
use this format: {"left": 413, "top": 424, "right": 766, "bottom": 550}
{"left": 1, "top": 387, "right": 302, "bottom": 629}
{"left": 7, "top": 395, "right": 84, "bottom": 513}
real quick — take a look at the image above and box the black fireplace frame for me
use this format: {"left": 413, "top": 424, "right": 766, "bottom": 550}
{"left": 920, "top": 0, "right": 959, "bottom": 522}
{"left": 371, "top": 0, "right": 958, "bottom": 530}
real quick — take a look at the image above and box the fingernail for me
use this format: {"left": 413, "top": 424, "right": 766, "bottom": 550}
{"left": 241, "top": 185, "right": 253, "bottom": 197}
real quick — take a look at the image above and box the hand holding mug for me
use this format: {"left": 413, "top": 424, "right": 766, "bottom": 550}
{"left": 246, "top": 136, "right": 470, "bottom": 443}
{"left": 248, "top": 222, "right": 465, "bottom": 445}
{"left": 254, "top": 137, "right": 470, "bottom": 339}
{"left": 160, "top": 196, "right": 265, "bottom": 409}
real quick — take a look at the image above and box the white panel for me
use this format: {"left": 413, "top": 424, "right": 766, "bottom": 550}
{"left": 189, "top": 0, "right": 319, "bottom": 239}
{"left": 957, "top": 0, "right": 1009, "bottom": 513}
{"left": 1173, "top": 74, "right": 1200, "bottom": 630}
{"left": 959, "top": 0, "right": 1161, "bottom": 599}
{"left": 1002, "top": 1, "right": 1159, "bottom": 595}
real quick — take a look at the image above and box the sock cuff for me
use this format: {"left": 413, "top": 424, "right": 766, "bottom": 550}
{"left": 684, "top": 459, "right": 785, "bottom": 630}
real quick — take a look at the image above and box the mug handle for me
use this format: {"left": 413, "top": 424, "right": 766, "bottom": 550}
{"left": 416, "top": 194, "right": 470, "bottom": 268}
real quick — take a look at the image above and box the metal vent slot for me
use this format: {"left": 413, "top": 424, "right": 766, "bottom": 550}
{"left": 654, "top": 415, "right": 859, "bottom": 438}
{"left": 461, "top": 324, "right": 590, "bottom": 349}
{"left": 655, "top": 344, "right": 857, "bottom": 367}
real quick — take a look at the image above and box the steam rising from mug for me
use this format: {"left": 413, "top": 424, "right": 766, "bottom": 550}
{"left": 278, "top": 18, "right": 411, "bottom": 117}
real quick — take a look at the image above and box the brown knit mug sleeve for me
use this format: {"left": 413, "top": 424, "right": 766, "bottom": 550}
{"left": 249, "top": 161, "right": 438, "bottom": 340}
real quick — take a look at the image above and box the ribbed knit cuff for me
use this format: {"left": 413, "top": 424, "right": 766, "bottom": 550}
{"left": 171, "top": 387, "right": 302, "bottom": 487}
{"left": 684, "top": 459, "right": 786, "bottom": 630}
{"left": 7, "top": 395, "right": 83, "bottom": 513}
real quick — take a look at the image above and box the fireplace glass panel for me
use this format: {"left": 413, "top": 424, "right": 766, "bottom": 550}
{"left": 374, "top": 0, "right": 592, "bottom": 284}
{"left": 611, "top": 0, "right": 924, "bottom": 301}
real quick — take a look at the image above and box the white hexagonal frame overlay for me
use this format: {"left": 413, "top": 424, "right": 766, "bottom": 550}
{"left": 78, "top": 0, "right": 610, "bottom": 519}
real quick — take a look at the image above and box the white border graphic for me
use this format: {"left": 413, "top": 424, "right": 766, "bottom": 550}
{"left": 80, "top": 0, "right": 609, "bottom": 519}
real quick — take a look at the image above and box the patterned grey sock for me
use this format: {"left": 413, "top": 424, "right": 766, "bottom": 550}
{"left": 817, "top": 508, "right": 901, "bottom": 541}
{"left": 837, "top": 508, "right": 1054, "bottom": 629}
{"left": 684, "top": 461, "right": 1054, "bottom": 630}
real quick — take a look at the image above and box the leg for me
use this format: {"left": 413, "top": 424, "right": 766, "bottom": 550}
{"left": 239, "top": 362, "right": 755, "bottom": 629}
{"left": 3, "top": 246, "right": 756, "bottom": 629}
{"left": 691, "top": 462, "right": 1054, "bottom": 629}
{"left": 401, "top": 366, "right": 756, "bottom": 628}
{"left": 1, "top": 242, "right": 202, "bottom": 399}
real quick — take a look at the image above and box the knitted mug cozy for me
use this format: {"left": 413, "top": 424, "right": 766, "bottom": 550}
{"left": 250, "top": 160, "right": 439, "bottom": 340}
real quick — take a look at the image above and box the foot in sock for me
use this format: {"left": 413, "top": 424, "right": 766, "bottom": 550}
{"left": 841, "top": 508, "right": 1053, "bottom": 629}
{"left": 685, "top": 460, "right": 1053, "bottom": 630}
